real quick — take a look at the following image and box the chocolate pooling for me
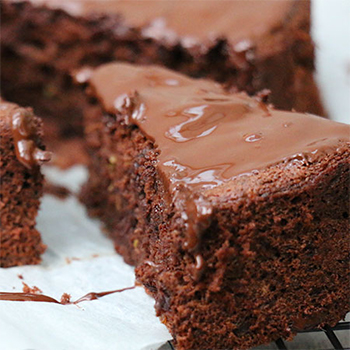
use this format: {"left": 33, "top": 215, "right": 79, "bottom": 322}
{"left": 11, "top": 108, "right": 51, "bottom": 168}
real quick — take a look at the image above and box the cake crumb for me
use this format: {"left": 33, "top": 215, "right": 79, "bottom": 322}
{"left": 133, "top": 239, "right": 139, "bottom": 248}
{"left": 44, "top": 181, "right": 71, "bottom": 199}
{"left": 22, "top": 282, "right": 43, "bottom": 294}
{"left": 108, "top": 155, "right": 117, "bottom": 164}
{"left": 17, "top": 274, "right": 24, "bottom": 280}
{"left": 60, "top": 293, "right": 71, "bottom": 304}
{"left": 66, "top": 257, "right": 80, "bottom": 264}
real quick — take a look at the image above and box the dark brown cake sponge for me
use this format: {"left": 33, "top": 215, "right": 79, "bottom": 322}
{"left": 0, "top": 100, "right": 50, "bottom": 267}
{"left": 80, "top": 63, "right": 349, "bottom": 349}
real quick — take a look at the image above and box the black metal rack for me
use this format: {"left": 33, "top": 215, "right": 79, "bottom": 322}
{"left": 275, "top": 322, "right": 350, "bottom": 350}
{"left": 167, "top": 321, "right": 350, "bottom": 350}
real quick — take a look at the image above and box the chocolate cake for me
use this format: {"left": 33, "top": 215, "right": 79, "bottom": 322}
{"left": 80, "top": 63, "right": 349, "bottom": 350}
{"left": 1, "top": 0, "right": 323, "bottom": 164}
{"left": 0, "top": 100, "right": 50, "bottom": 267}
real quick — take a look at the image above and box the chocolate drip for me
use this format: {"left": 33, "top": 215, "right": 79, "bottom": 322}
{"left": 72, "top": 286, "right": 135, "bottom": 304}
{"left": 11, "top": 108, "right": 51, "bottom": 168}
{"left": 0, "top": 292, "right": 60, "bottom": 303}
{"left": 176, "top": 190, "right": 212, "bottom": 252}
{"left": 0, "top": 286, "right": 135, "bottom": 305}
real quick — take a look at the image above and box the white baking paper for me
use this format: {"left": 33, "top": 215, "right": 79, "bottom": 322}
{"left": 0, "top": 166, "right": 172, "bottom": 350}
{"left": 312, "top": 0, "right": 350, "bottom": 124}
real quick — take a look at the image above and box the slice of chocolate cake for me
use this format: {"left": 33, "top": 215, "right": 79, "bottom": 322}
{"left": 1, "top": 0, "right": 323, "bottom": 164}
{"left": 0, "top": 100, "right": 50, "bottom": 267}
{"left": 80, "top": 63, "right": 349, "bottom": 350}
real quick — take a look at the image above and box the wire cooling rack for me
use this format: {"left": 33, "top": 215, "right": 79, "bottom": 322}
{"left": 165, "top": 321, "right": 350, "bottom": 350}
{"left": 275, "top": 322, "right": 350, "bottom": 350}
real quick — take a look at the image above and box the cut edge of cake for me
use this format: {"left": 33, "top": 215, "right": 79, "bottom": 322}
{"left": 79, "top": 62, "right": 349, "bottom": 349}
{"left": 0, "top": 99, "right": 51, "bottom": 267}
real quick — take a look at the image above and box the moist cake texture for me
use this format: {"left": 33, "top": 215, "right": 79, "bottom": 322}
{"left": 0, "top": 100, "right": 50, "bottom": 267}
{"left": 1, "top": 0, "right": 323, "bottom": 165}
{"left": 80, "top": 63, "right": 349, "bottom": 350}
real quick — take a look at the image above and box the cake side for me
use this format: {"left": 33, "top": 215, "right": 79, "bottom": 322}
{"left": 1, "top": 0, "right": 323, "bottom": 165}
{"left": 251, "top": 0, "right": 323, "bottom": 113}
{"left": 80, "top": 63, "right": 349, "bottom": 349}
{"left": 81, "top": 102, "right": 165, "bottom": 265}
{"left": 136, "top": 146, "right": 349, "bottom": 349}
{"left": 0, "top": 100, "right": 50, "bottom": 267}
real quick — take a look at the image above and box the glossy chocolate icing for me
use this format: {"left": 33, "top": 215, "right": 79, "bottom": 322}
{"left": 0, "top": 101, "right": 51, "bottom": 168}
{"left": 0, "top": 286, "right": 135, "bottom": 304}
{"left": 88, "top": 63, "right": 349, "bottom": 190}
{"left": 85, "top": 63, "right": 350, "bottom": 251}
{"left": 11, "top": 109, "right": 51, "bottom": 168}
{"left": 26, "top": 0, "right": 293, "bottom": 46}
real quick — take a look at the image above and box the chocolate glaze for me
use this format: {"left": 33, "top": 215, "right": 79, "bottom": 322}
{"left": 0, "top": 286, "right": 135, "bottom": 304}
{"left": 86, "top": 63, "right": 350, "bottom": 250}
{"left": 0, "top": 101, "right": 51, "bottom": 168}
{"left": 11, "top": 108, "right": 51, "bottom": 168}
{"left": 72, "top": 286, "right": 135, "bottom": 304}
{"left": 27, "top": 0, "right": 293, "bottom": 46}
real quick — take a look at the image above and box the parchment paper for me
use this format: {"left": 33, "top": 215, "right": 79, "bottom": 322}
{"left": 0, "top": 166, "right": 172, "bottom": 350}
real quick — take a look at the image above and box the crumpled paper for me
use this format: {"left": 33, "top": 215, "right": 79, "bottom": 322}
{"left": 0, "top": 165, "right": 172, "bottom": 350}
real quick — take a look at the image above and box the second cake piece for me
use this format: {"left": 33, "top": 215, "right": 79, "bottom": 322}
{"left": 80, "top": 63, "right": 349, "bottom": 350}
{"left": 0, "top": 100, "right": 50, "bottom": 267}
